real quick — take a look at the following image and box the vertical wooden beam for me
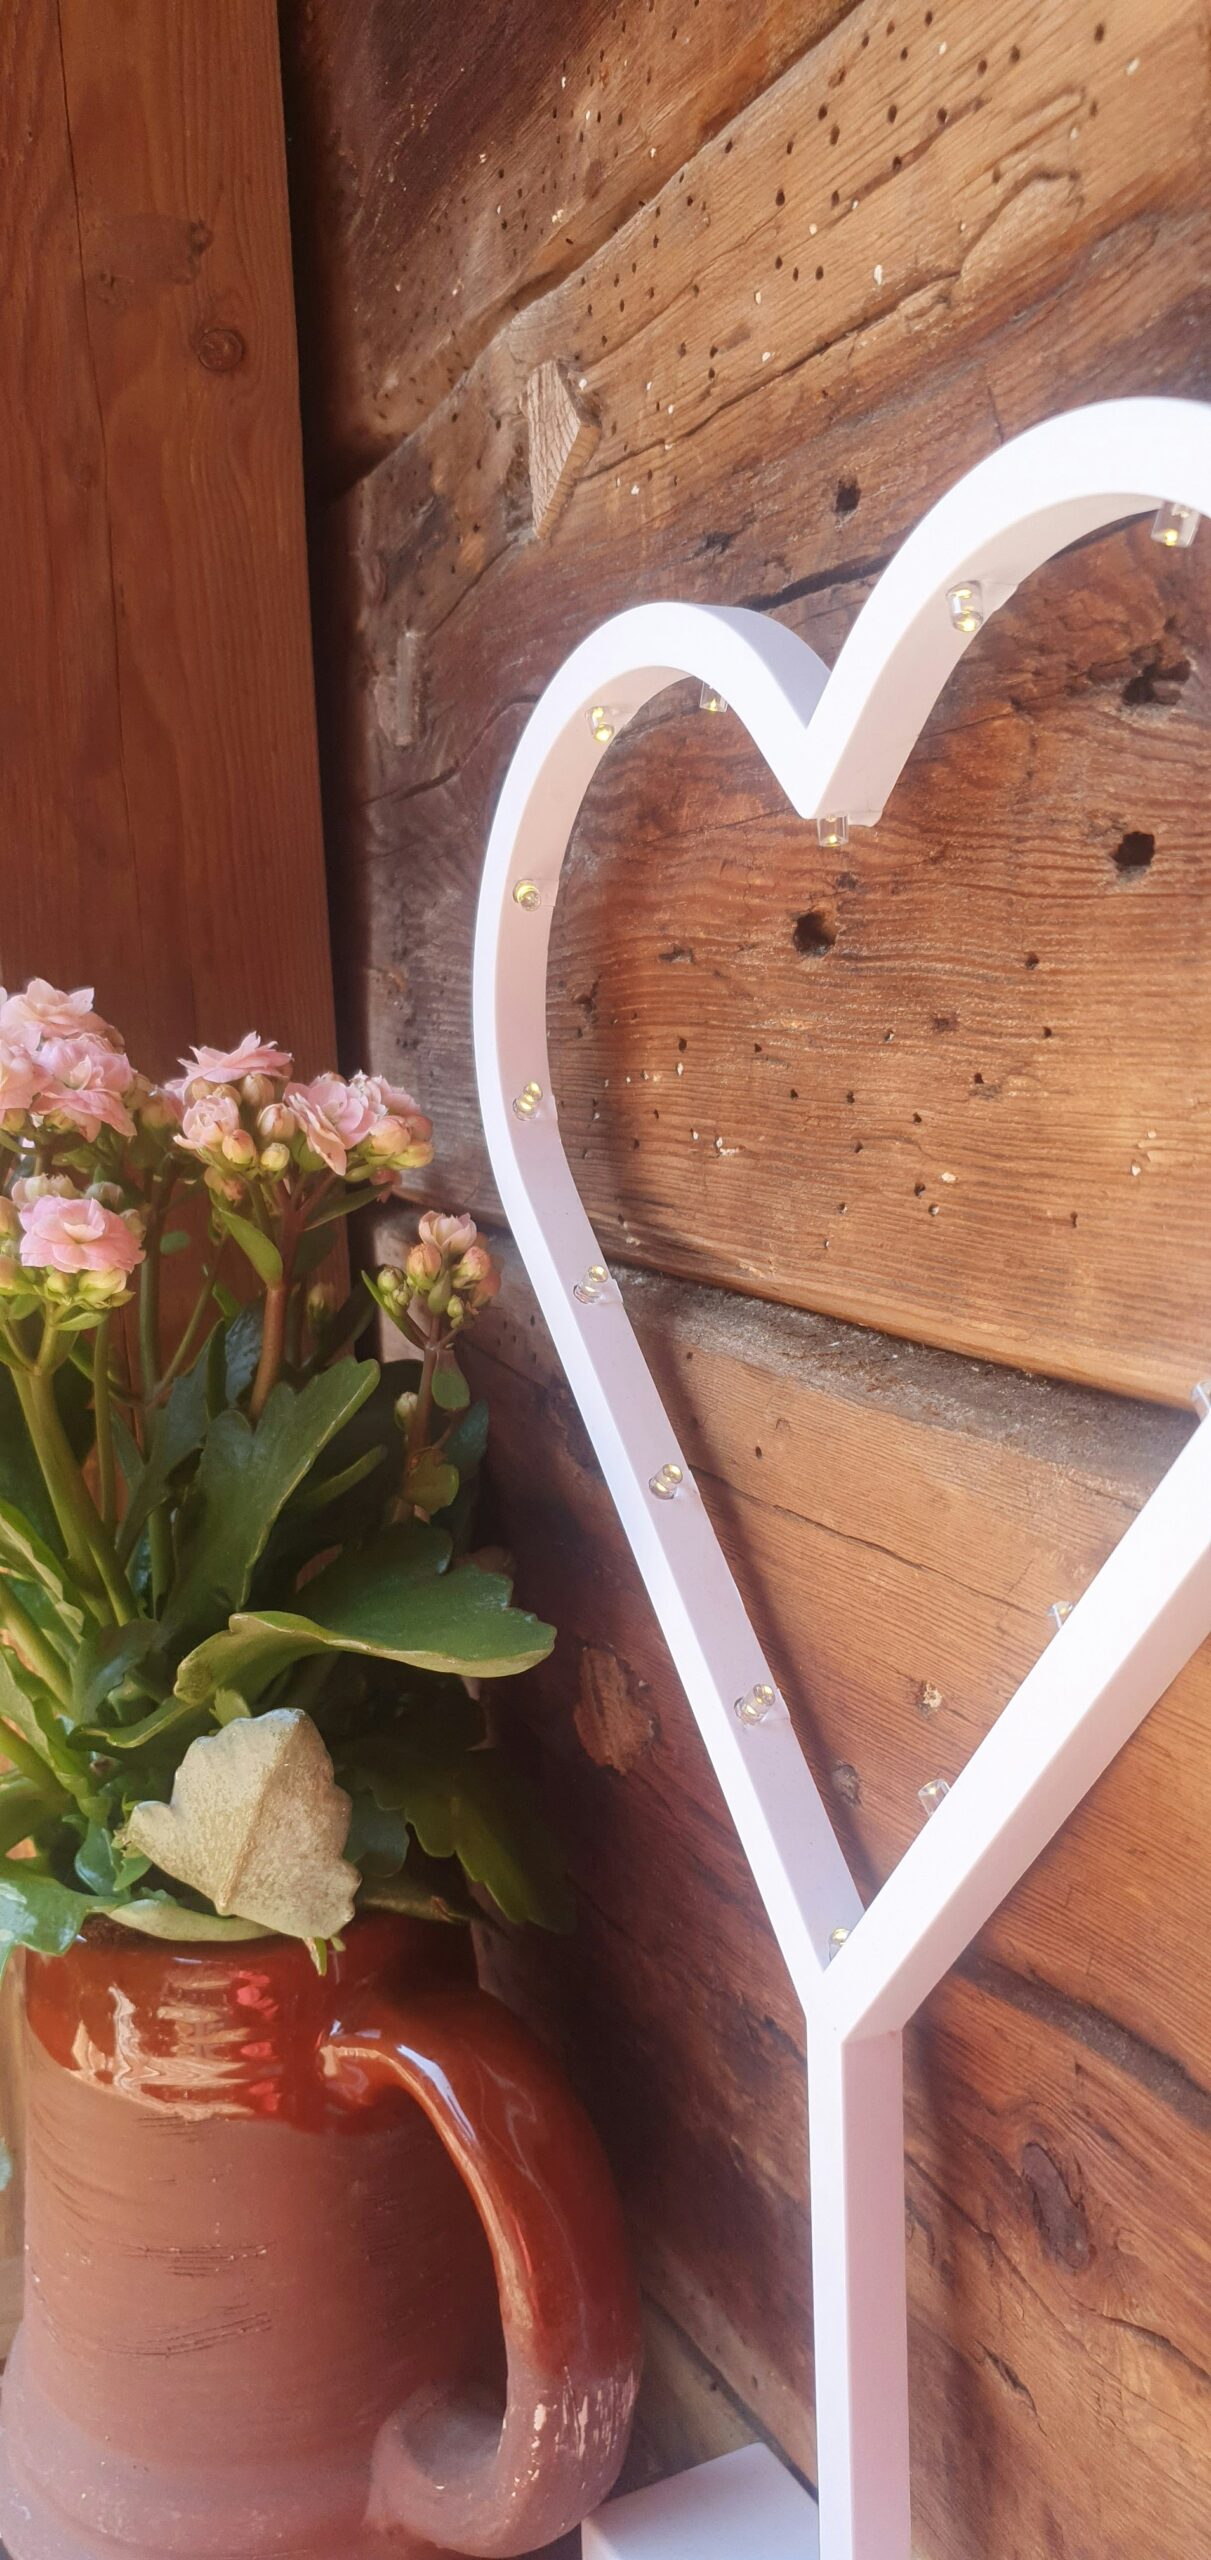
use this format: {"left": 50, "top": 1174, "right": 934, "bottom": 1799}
{"left": 0, "top": 0, "right": 335, "bottom": 1079}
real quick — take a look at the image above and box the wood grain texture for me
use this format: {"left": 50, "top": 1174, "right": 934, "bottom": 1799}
{"left": 287, "top": 0, "right": 1211, "bottom": 2547}
{"left": 0, "top": 0, "right": 335, "bottom": 1082}
{"left": 466, "top": 1241, "right": 1211, "bottom": 2557}
{"left": 325, "top": 0, "right": 1211, "bottom": 1403}
{"left": 282, "top": 0, "right": 856, "bottom": 477}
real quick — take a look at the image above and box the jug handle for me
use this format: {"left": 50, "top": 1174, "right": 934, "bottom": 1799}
{"left": 322, "top": 1980, "right": 642, "bottom": 2556}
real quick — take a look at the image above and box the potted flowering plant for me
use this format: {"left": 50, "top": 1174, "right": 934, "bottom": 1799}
{"left": 0, "top": 980, "right": 640, "bottom": 2560}
{"left": 0, "top": 978, "right": 570, "bottom": 1958}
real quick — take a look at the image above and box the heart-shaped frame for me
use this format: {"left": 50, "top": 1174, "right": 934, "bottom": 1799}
{"left": 472, "top": 398, "right": 1211, "bottom": 2559}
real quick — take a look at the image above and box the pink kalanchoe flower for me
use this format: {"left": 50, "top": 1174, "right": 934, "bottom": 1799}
{"left": 0, "top": 980, "right": 120, "bottom": 1049}
{"left": 285, "top": 1073, "right": 377, "bottom": 1176}
{"left": 418, "top": 1210, "right": 478, "bottom": 1259}
{"left": 35, "top": 1036, "right": 137, "bottom": 1141}
{"left": 176, "top": 1090, "right": 243, "bottom": 1160}
{"left": 0, "top": 1041, "right": 41, "bottom": 1130}
{"left": 19, "top": 1191, "right": 144, "bottom": 1277}
{"left": 180, "top": 1033, "right": 293, "bottom": 1089}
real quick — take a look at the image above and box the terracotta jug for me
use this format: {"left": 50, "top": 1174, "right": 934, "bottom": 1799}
{"left": 0, "top": 1914, "right": 641, "bottom": 2559}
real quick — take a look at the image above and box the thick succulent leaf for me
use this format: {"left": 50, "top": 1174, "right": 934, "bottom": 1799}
{"left": 107, "top": 1896, "right": 272, "bottom": 1944}
{"left": 74, "top": 1822, "right": 150, "bottom": 1896}
{"left": 0, "top": 1860, "right": 96, "bottom": 1967}
{"left": 160, "top": 1365, "right": 379, "bottom": 1652}
{"left": 440, "top": 1397, "right": 489, "bottom": 1481}
{"left": 176, "top": 1553, "right": 552, "bottom": 1704}
{"left": 360, "top": 1862, "right": 486, "bottom": 1928}
{"left": 0, "top": 1774, "right": 46, "bottom": 1857}
{"left": 357, "top": 1732, "right": 573, "bottom": 1932}
{"left": 116, "top": 1309, "right": 261, "bottom": 1564}
{"left": 71, "top": 1619, "right": 162, "bottom": 1723}
{"left": 123, "top": 1708, "right": 358, "bottom": 1942}
{"left": 344, "top": 1793, "right": 410, "bottom": 1879}
{"left": 175, "top": 1523, "right": 453, "bottom": 1705}
{"left": 0, "top": 1647, "right": 92, "bottom": 1803}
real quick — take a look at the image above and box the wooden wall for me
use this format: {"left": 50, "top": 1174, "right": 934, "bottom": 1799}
{"left": 282, "top": 4, "right": 1211, "bottom": 2554}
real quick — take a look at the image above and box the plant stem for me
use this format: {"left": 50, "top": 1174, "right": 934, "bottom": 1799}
{"left": 149, "top": 1248, "right": 224, "bottom": 1403}
{"left": 250, "top": 1245, "right": 295, "bottom": 1421}
{"left": 14, "top": 1363, "right": 133, "bottom": 1626}
{"left": 407, "top": 1343, "right": 439, "bottom": 1470}
{"left": 93, "top": 1317, "right": 116, "bottom": 1531}
{"left": 138, "top": 1205, "right": 173, "bottom": 1602}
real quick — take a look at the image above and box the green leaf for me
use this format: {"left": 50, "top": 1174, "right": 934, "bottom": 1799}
{"left": 405, "top": 1452, "right": 460, "bottom": 1515}
{"left": 360, "top": 1862, "right": 485, "bottom": 1928}
{"left": 84, "top": 1691, "right": 209, "bottom": 1754}
{"left": 0, "top": 1861, "right": 96, "bottom": 1962}
{"left": 175, "top": 1523, "right": 452, "bottom": 1705}
{"left": 344, "top": 1793, "right": 410, "bottom": 1879}
{"left": 106, "top": 1896, "right": 273, "bottom": 1944}
{"left": 115, "top": 1311, "right": 260, "bottom": 1565}
{"left": 0, "top": 1773, "right": 48, "bottom": 1857}
{"left": 286, "top": 1444, "right": 388, "bottom": 1519}
{"left": 440, "top": 1398, "right": 490, "bottom": 1482}
{"left": 0, "top": 1648, "right": 90, "bottom": 1804}
{"left": 158, "top": 1229, "right": 192, "bottom": 1256}
{"left": 432, "top": 1364, "right": 470, "bottom": 1413}
{"left": 213, "top": 1687, "right": 251, "bottom": 1726}
{"left": 179, "top": 1536, "right": 553, "bottom": 1705}
{"left": 74, "top": 1822, "right": 150, "bottom": 1896}
{"left": 357, "top": 1733, "right": 573, "bottom": 1932}
{"left": 160, "top": 1364, "right": 379, "bottom": 1652}
{"left": 218, "top": 1211, "right": 283, "bottom": 1288}
{"left": 0, "top": 1498, "right": 87, "bottom": 1658}
{"left": 71, "top": 1620, "right": 162, "bottom": 1723}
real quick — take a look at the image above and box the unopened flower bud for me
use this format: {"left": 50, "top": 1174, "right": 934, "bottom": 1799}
{"left": 405, "top": 1241, "right": 443, "bottom": 1289}
{"left": 446, "top": 1293, "right": 465, "bottom": 1328}
{"left": 257, "top": 1103, "right": 297, "bottom": 1144}
{"left": 43, "top": 1270, "right": 73, "bottom": 1300}
{"left": 0, "top": 1256, "right": 26, "bottom": 1292}
{"left": 77, "top": 1267, "right": 129, "bottom": 1306}
{"left": 260, "top": 1142, "right": 291, "bottom": 1175}
{"left": 87, "top": 1181, "right": 124, "bottom": 1211}
{"left": 242, "top": 1073, "right": 276, "bottom": 1109}
{"left": 221, "top": 1129, "right": 257, "bottom": 1169}
{"left": 204, "top": 1167, "right": 246, "bottom": 1206}
{"left": 393, "top": 1389, "right": 419, "bottom": 1431}
{"left": 0, "top": 1200, "right": 19, "bottom": 1247}
{"left": 374, "top": 1267, "right": 409, "bottom": 1321}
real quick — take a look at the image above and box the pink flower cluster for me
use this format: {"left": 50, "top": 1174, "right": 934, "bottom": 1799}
{"left": 0, "top": 980, "right": 138, "bottom": 1142}
{"left": 377, "top": 1211, "right": 500, "bottom": 1333}
{"left": 172, "top": 1035, "right": 433, "bottom": 1199}
{"left": 0, "top": 1176, "right": 145, "bottom": 1308}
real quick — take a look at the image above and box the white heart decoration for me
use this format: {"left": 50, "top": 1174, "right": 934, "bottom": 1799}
{"left": 472, "top": 398, "right": 1211, "bottom": 2560}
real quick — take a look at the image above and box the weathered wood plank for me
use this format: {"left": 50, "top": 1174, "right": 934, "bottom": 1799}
{"left": 280, "top": 0, "right": 855, "bottom": 474}
{"left": 331, "top": 0, "right": 1211, "bottom": 1402}
{"left": 466, "top": 1243, "right": 1211, "bottom": 2555}
{"left": 0, "top": 0, "right": 336, "bottom": 1083}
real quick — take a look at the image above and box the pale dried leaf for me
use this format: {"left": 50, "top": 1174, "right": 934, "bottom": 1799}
{"left": 123, "top": 1710, "right": 357, "bottom": 1943}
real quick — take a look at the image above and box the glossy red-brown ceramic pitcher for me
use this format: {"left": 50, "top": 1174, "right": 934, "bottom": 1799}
{"left": 0, "top": 1915, "right": 641, "bottom": 2559}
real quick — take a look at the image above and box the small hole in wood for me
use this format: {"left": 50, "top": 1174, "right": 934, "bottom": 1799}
{"left": 794, "top": 907, "right": 837, "bottom": 956}
{"left": 1113, "top": 829, "right": 1156, "bottom": 873}
{"left": 835, "top": 477, "right": 860, "bottom": 516}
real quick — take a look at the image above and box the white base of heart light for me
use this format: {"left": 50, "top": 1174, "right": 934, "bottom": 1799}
{"left": 473, "top": 398, "right": 1211, "bottom": 2560}
{"left": 582, "top": 2446, "right": 820, "bottom": 2559}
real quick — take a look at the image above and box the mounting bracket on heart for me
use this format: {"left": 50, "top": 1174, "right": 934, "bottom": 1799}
{"left": 471, "top": 398, "right": 1211, "bottom": 2560}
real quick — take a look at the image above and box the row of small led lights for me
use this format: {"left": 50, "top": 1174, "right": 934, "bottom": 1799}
{"left": 502, "top": 498, "right": 1202, "bottom": 1786}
